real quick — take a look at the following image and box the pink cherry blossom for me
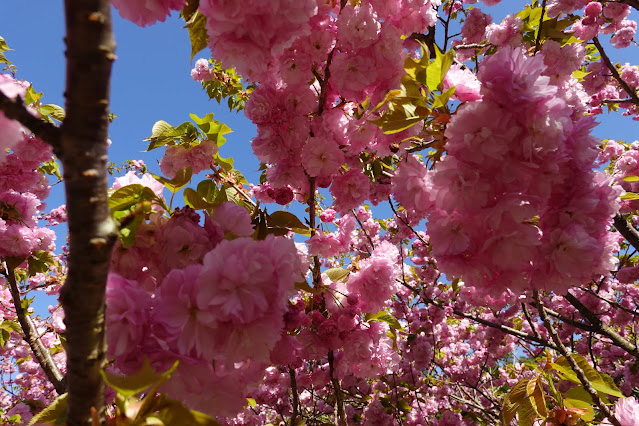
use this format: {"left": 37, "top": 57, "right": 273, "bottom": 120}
{"left": 111, "top": 0, "right": 186, "bottom": 27}
{"left": 614, "top": 397, "right": 639, "bottom": 426}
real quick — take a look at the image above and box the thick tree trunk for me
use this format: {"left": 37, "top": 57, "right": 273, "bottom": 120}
{"left": 59, "top": 1, "right": 116, "bottom": 424}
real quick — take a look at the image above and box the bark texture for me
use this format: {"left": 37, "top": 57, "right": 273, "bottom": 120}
{"left": 59, "top": 1, "right": 117, "bottom": 424}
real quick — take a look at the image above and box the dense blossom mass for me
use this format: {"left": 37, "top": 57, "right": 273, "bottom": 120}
{"left": 2, "top": 0, "right": 639, "bottom": 424}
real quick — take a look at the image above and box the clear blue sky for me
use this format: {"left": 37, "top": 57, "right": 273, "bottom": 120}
{"left": 1, "top": 2, "right": 260, "bottom": 185}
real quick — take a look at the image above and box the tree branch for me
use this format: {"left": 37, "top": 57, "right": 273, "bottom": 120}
{"left": 565, "top": 291, "right": 639, "bottom": 359}
{"left": 328, "top": 350, "right": 347, "bottom": 426}
{"left": 59, "top": 1, "right": 117, "bottom": 424}
{"left": 534, "top": 291, "right": 621, "bottom": 426}
{"left": 4, "top": 265, "right": 65, "bottom": 395}
{"left": 593, "top": 37, "right": 639, "bottom": 106}
{"left": 534, "top": 0, "right": 548, "bottom": 54}
{"left": 616, "top": 0, "right": 639, "bottom": 11}
{"left": 289, "top": 366, "right": 301, "bottom": 426}
{"left": 452, "top": 43, "right": 487, "bottom": 50}
{"left": 422, "top": 295, "right": 558, "bottom": 350}
{"left": 0, "top": 91, "right": 62, "bottom": 156}
{"left": 614, "top": 214, "right": 639, "bottom": 253}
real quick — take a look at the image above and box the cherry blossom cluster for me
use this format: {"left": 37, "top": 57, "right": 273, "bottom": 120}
{"left": 0, "top": 75, "right": 67, "bottom": 423}
{"left": 190, "top": 0, "right": 440, "bottom": 212}
{"left": 106, "top": 172, "right": 305, "bottom": 416}
{"left": 419, "top": 46, "right": 623, "bottom": 295}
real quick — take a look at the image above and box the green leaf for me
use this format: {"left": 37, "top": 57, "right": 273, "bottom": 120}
{"left": 151, "top": 120, "right": 174, "bottom": 137}
{"left": 0, "top": 320, "right": 21, "bottom": 341}
{"left": 246, "top": 398, "right": 257, "bottom": 408}
{"left": 184, "top": 188, "right": 216, "bottom": 210}
{"left": 109, "top": 184, "right": 157, "bottom": 211}
{"left": 371, "top": 89, "right": 403, "bottom": 113}
{"left": 24, "top": 86, "right": 42, "bottom": 105}
{"left": 214, "top": 153, "right": 234, "bottom": 171}
{"left": 197, "top": 179, "right": 219, "bottom": 202}
{"left": 153, "top": 167, "right": 193, "bottom": 192}
{"left": 39, "top": 104, "right": 65, "bottom": 121}
{"left": 114, "top": 201, "right": 152, "bottom": 248}
{"left": 0, "top": 329, "right": 10, "bottom": 348}
{"left": 365, "top": 311, "right": 404, "bottom": 331}
{"left": 572, "top": 69, "right": 590, "bottom": 81}
{"left": 432, "top": 86, "right": 456, "bottom": 109}
{"left": 38, "top": 158, "right": 62, "bottom": 180}
{"left": 563, "top": 387, "right": 594, "bottom": 422}
{"left": 622, "top": 175, "right": 639, "bottom": 182}
{"left": 145, "top": 121, "right": 199, "bottom": 151}
{"left": 369, "top": 114, "right": 424, "bottom": 135}
{"left": 28, "top": 393, "right": 67, "bottom": 425}
{"left": 426, "top": 46, "right": 455, "bottom": 92}
{"left": 182, "top": 0, "right": 200, "bottom": 21}
{"left": 28, "top": 250, "right": 60, "bottom": 276}
{"left": 102, "top": 359, "right": 179, "bottom": 398}
{"left": 185, "top": 12, "right": 208, "bottom": 61}
{"left": 325, "top": 267, "right": 350, "bottom": 282}
{"left": 267, "top": 211, "right": 308, "bottom": 230}
{"left": 190, "top": 112, "right": 215, "bottom": 128}
{"left": 0, "top": 36, "right": 12, "bottom": 52}
{"left": 516, "top": 396, "right": 538, "bottom": 426}
{"left": 501, "top": 379, "right": 530, "bottom": 426}
{"left": 526, "top": 376, "right": 547, "bottom": 419}
{"left": 621, "top": 192, "right": 639, "bottom": 200}
{"left": 147, "top": 396, "right": 221, "bottom": 426}
{"left": 552, "top": 354, "right": 623, "bottom": 398}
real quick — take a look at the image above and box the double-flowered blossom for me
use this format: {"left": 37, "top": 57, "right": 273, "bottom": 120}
{"left": 111, "top": 0, "right": 186, "bottom": 27}
{"left": 0, "top": 74, "right": 29, "bottom": 159}
{"left": 106, "top": 196, "right": 305, "bottom": 415}
{"left": 422, "top": 47, "right": 621, "bottom": 295}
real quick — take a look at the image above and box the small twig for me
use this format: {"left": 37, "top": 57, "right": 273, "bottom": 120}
{"left": 210, "top": 168, "right": 256, "bottom": 208}
{"left": 406, "top": 140, "right": 437, "bottom": 153}
{"left": 522, "top": 303, "right": 543, "bottom": 341}
{"left": 534, "top": 0, "right": 548, "bottom": 54}
{"left": 351, "top": 209, "right": 375, "bottom": 253}
{"left": 600, "top": 98, "right": 634, "bottom": 104}
{"left": 542, "top": 306, "right": 597, "bottom": 332}
{"left": 0, "top": 91, "right": 62, "bottom": 156}
{"left": 449, "top": 394, "right": 500, "bottom": 420}
{"left": 452, "top": 43, "right": 487, "bottom": 50}
{"left": 443, "top": 1, "right": 455, "bottom": 51}
{"left": 584, "top": 288, "right": 639, "bottom": 317}
{"left": 328, "top": 350, "right": 347, "bottom": 426}
{"left": 593, "top": 37, "right": 639, "bottom": 106}
{"left": 614, "top": 214, "right": 639, "bottom": 253}
{"left": 616, "top": 0, "right": 639, "bottom": 11}
{"left": 388, "top": 197, "right": 428, "bottom": 245}
{"left": 422, "top": 294, "right": 558, "bottom": 350}
{"left": 4, "top": 264, "right": 65, "bottom": 394}
{"left": 565, "top": 291, "right": 639, "bottom": 358}
{"left": 317, "top": 49, "right": 335, "bottom": 116}
{"left": 308, "top": 177, "right": 322, "bottom": 287}
{"left": 289, "top": 366, "right": 300, "bottom": 425}
{"left": 534, "top": 291, "right": 621, "bottom": 426}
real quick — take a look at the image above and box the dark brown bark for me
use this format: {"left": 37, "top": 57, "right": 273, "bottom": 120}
{"left": 593, "top": 37, "right": 639, "bottom": 106}
{"left": 59, "top": 1, "right": 117, "bottom": 424}
{"left": 0, "top": 91, "right": 62, "bottom": 155}
{"left": 614, "top": 214, "right": 639, "bottom": 253}
{"left": 565, "top": 291, "right": 639, "bottom": 359}
{"left": 617, "top": 0, "right": 639, "bottom": 11}
{"left": 534, "top": 291, "right": 621, "bottom": 426}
